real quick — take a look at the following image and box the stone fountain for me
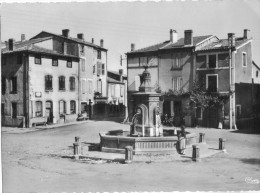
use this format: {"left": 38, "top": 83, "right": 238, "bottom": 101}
{"left": 99, "top": 67, "right": 196, "bottom": 154}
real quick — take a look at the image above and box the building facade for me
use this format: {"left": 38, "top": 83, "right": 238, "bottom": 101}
{"left": 1, "top": 36, "right": 79, "bottom": 127}
{"left": 127, "top": 29, "right": 217, "bottom": 126}
{"left": 127, "top": 29, "right": 258, "bottom": 129}
{"left": 30, "top": 29, "right": 108, "bottom": 118}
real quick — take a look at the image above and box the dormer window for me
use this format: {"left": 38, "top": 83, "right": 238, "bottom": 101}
{"left": 52, "top": 58, "right": 58, "bottom": 66}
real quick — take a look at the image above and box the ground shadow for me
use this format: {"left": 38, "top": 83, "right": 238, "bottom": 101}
{"left": 240, "top": 158, "right": 260, "bottom": 166}
{"left": 231, "top": 129, "right": 260, "bottom": 135}
{"left": 208, "top": 148, "right": 219, "bottom": 150}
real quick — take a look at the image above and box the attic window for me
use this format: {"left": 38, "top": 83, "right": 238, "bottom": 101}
{"left": 242, "top": 52, "right": 247, "bottom": 67}
{"left": 35, "top": 55, "right": 41, "bottom": 64}
{"left": 97, "top": 50, "right": 101, "bottom": 59}
{"left": 67, "top": 59, "right": 72, "bottom": 68}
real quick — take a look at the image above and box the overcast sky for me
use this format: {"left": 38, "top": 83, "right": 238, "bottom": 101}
{"left": 1, "top": 0, "right": 260, "bottom": 70}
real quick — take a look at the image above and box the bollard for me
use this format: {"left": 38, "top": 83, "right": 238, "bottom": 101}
{"left": 125, "top": 146, "right": 133, "bottom": 164}
{"left": 199, "top": 133, "right": 206, "bottom": 143}
{"left": 75, "top": 136, "right": 80, "bottom": 143}
{"left": 192, "top": 145, "right": 200, "bottom": 161}
{"left": 73, "top": 142, "right": 81, "bottom": 159}
{"left": 219, "top": 138, "right": 226, "bottom": 150}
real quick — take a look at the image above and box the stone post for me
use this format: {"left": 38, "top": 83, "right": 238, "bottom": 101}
{"left": 125, "top": 146, "right": 133, "bottom": 164}
{"left": 192, "top": 145, "right": 200, "bottom": 161}
{"left": 73, "top": 142, "right": 81, "bottom": 159}
{"left": 219, "top": 138, "right": 226, "bottom": 150}
{"left": 199, "top": 133, "right": 205, "bottom": 143}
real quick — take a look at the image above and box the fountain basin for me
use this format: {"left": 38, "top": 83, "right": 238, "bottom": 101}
{"left": 99, "top": 130, "right": 197, "bottom": 155}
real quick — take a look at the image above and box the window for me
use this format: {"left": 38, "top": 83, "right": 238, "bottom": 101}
{"left": 69, "top": 77, "right": 75, "bottom": 91}
{"left": 70, "top": 100, "right": 76, "bottom": 114}
{"left": 2, "top": 77, "right": 6, "bottom": 95}
{"left": 256, "top": 71, "right": 259, "bottom": 78}
{"left": 236, "top": 105, "right": 241, "bottom": 118}
{"left": 52, "top": 58, "right": 58, "bottom": 66}
{"left": 81, "top": 59, "right": 85, "bottom": 72}
{"left": 45, "top": 75, "right": 53, "bottom": 91}
{"left": 12, "top": 102, "right": 17, "bottom": 118}
{"left": 35, "top": 55, "right": 41, "bottom": 64}
{"left": 172, "top": 77, "right": 182, "bottom": 91}
{"left": 59, "top": 76, "right": 65, "bottom": 91}
{"left": 97, "top": 62, "right": 101, "bottom": 75}
{"left": 80, "top": 45, "right": 84, "bottom": 55}
{"left": 102, "top": 63, "right": 105, "bottom": 75}
{"left": 93, "top": 65, "right": 96, "bottom": 74}
{"left": 97, "top": 50, "right": 101, "bottom": 59}
{"left": 208, "top": 55, "right": 216, "bottom": 68}
{"left": 120, "top": 85, "right": 124, "bottom": 97}
{"left": 10, "top": 76, "right": 17, "bottom": 93}
{"left": 242, "top": 52, "right": 247, "bottom": 67}
{"left": 59, "top": 100, "right": 66, "bottom": 114}
{"left": 196, "top": 107, "right": 203, "bottom": 119}
{"left": 35, "top": 101, "right": 42, "bottom": 117}
{"left": 111, "top": 84, "right": 115, "bottom": 97}
{"left": 67, "top": 59, "right": 72, "bottom": 68}
{"left": 17, "top": 54, "right": 22, "bottom": 64}
{"left": 82, "top": 79, "right": 86, "bottom": 94}
{"left": 175, "top": 53, "right": 183, "bottom": 68}
{"left": 206, "top": 74, "right": 218, "bottom": 92}
{"left": 88, "top": 80, "right": 92, "bottom": 94}
{"left": 97, "top": 80, "right": 102, "bottom": 94}
{"left": 2, "top": 56, "right": 6, "bottom": 66}
{"left": 196, "top": 55, "right": 207, "bottom": 68}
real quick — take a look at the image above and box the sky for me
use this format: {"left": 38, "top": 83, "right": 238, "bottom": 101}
{"left": 1, "top": 0, "right": 260, "bottom": 71}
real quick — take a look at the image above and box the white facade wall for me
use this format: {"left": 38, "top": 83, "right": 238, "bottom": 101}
{"left": 29, "top": 55, "right": 79, "bottom": 125}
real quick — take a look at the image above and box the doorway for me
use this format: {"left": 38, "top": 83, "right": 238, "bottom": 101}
{"left": 45, "top": 101, "right": 53, "bottom": 124}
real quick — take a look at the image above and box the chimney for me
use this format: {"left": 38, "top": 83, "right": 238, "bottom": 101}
{"left": 131, "top": 43, "right": 135, "bottom": 51}
{"left": 21, "top": 34, "right": 26, "bottom": 42}
{"left": 119, "top": 69, "right": 123, "bottom": 82}
{"left": 184, "top": 30, "right": 193, "bottom": 46}
{"left": 92, "top": 38, "right": 94, "bottom": 44}
{"left": 170, "top": 29, "right": 178, "bottom": 43}
{"left": 77, "top": 33, "right": 84, "bottom": 40}
{"left": 8, "top": 39, "right": 14, "bottom": 51}
{"left": 62, "top": 29, "right": 70, "bottom": 38}
{"left": 243, "top": 29, "right": 250, "bottom": 39}
{"left": 228, "top": 33, "right": 235, "bottom": 47}
{"left": 100, "top": 39, "right": 104, "bottom": 48}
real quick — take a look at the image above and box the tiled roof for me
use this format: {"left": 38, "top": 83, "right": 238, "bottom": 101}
{"left": 127, "top": 35, "right": 212, "bottom": 54}
{"left": 31, "top": 31, "right": 107, "bottom": 51}
{"left": 161, "top": 35, "right": 213, "bottom": 49}
{"left": 1, "top": 37, "right": 52, "bottom": 49}
{"left": 108, "top": 70, "right": 127, "bottom": 77}
{"left": 129, "top": 41, "right": 170, "bottom": 54}
{"left": 2, "top": 38, "right": 78, "bottom": 59}
{"left": 196, "top": 37, "right": 251, "bottom": 51}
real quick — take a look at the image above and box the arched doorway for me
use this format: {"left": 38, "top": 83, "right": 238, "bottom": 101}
{"left": 45, "top": 101, "right": 53, "bottom": 124}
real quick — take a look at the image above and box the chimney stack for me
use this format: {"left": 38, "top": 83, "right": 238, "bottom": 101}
{"left": 8, "top": 39, "right": 14, "bottom": 51}
{"left": 77, "top": 33, "right": 84, "bottom": 40}
{"left": 100, "top": 39, "right": 104, "bottom": 48}
{"left": 228, "top": 33, "right": 235, "bottom": 47}
{"left": 131, "top": 43, "right": 135, "bottom": 51}
{"left": 21, "top": 34, "right": 26, "bottom": 42}
{"left": 62, "top": 29, "right": 70, "bottom": 38}
{"left": 170, "top": 29, "right": 178, "bottom": 43}
{"left": 92, "top": 38, "right": 94, "bottom": 44}
{"left": 184, "top": 30, "right": 193, "bottom": 46}
{"left": 243, "top": 29, "right": 250, "bottom": 39}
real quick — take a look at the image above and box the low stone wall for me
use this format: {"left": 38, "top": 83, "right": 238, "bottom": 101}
{"left": 99, "top": 131, "right": 197, "bottom": 155}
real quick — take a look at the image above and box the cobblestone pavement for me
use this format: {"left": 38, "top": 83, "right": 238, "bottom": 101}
{"left": 1, "top": 121, "right": 260, "bottom": 192}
